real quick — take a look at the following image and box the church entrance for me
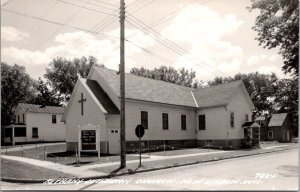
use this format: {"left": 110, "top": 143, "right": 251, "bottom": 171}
{"left": 108, "top": 127, "right": 120, "bottom": 154}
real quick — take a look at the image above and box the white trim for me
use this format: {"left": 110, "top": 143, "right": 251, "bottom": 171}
{"left": 61, "top": 78, "right": 108, "bottom": 122}
{"left": 191, "top": 91, "right": 198, "bottom": 107}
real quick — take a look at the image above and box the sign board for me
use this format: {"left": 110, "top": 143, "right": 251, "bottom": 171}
{"left": 81, "top": 130, "right": 96, "bottom": 150}
{"left": 135, "top": 124, "right": 145, "bottom": 138}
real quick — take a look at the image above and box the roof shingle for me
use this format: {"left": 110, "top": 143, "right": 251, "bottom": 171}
{"left": 268, "top": 113, "right": 288, "bottom": 127}
{"left": 94, "top": 67, "right": 246, "bottom": 108}
{"left": 17, "top": 103, "right": 65, "bottom": 114}
{"left": 192, "top": 80, "right": 243, "bottom": 108}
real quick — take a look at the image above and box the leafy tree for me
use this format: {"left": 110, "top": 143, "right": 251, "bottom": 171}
{"left": 45, "top": 56, "right": 104, "bottom": 102}
{"left": 249, "top": 0, "right": 299, "bottom": 75}
{"left": 31, "top": 78, "right": 62, "bottom": 106}
{"left": 1, "top": 63, "right": 36, "bottom": 125}
{"left": 274, "top": 77, "right": 298, "bottom": 135}
{"left": 130, "top": 66, "right": 204, "bottom": 88}
{"left": 208, "top": 72, "right": 279, "bottom": 113}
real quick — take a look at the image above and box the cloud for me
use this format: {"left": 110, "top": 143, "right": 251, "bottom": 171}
{"left": 160, "top": 5, "right": 244, "bottom": 79}
{"left": 1, "top": 29, "right": 156, "bottom": 79}
{"left": 1, "top": 26, "right": 29, "bottom": 42}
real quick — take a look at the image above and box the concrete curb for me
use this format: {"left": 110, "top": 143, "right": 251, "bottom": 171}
{"left": 2, "top": 146, "right": 297, "bottom": 184}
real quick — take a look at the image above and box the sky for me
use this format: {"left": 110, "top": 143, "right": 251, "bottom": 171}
{"left": 1, "top": 0, "right": 292, "bottom": 81}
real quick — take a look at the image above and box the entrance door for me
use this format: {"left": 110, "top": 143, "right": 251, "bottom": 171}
{"left": 108, "top": 128, "right": 120, "bottom": 154}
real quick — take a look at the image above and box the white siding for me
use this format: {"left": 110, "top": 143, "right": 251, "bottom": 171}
{"left": 226, "top": 88, "right": 253, "bottom": 139}
{"left": 196, "top": 106, "right": 228, "bottom": 140}
{"left": 123, "top": 99, "right": 196, "bottom": 141}
{"left": 26, "top": 112, "right": 66, "bottom": 142}
{"left": 196, "top": 88, "right": 253, "bottom": 140}
{"left": 65, "top": 82, "right": 108, "bottom": 144}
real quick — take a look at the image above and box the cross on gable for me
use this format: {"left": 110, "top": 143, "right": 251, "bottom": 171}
{"left": 78, "top": 93, "right": 87, "bottom": 116}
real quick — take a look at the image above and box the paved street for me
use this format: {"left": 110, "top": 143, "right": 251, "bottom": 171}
{"left": 1, "top": 148, "right": 298, "bottom": 190}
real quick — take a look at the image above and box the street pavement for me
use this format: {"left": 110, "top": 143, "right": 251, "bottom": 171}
{"left": 1, "top": 148, "right": 298, "bottom": 190}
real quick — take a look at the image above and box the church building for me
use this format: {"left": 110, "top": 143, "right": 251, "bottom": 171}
{"left": 62, "top": 66, "right": 255, "bottom": 154}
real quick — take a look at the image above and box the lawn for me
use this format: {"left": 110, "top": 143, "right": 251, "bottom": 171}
{"left": 1, "top": 158, "right": 74, "bottom": 180}
{"left": 2, "top": 143, "right": 149, "bottom": 166}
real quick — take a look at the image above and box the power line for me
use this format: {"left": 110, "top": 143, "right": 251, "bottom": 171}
{"left": 126, "top": 17, "right": 226, "bottom": 77}
{"left": 126, "top": 39, "right": 174, "bottom": 65}
{"left": 92, "top": 0, "right": 118, "bottom": 7}
{"left": 126, "top": 0, "right": 212, "bottom": 38}
{"left": 1, "top": 0, "right": 13, "bottom": 7}
{"left": 127, "top": 13, "right": 228, "bottom": 76}
{"left": 76, "top": 0, "right": 117, "bottom": 11}
{"left": 31, "top": 9, "right": 120, "bottom": 77}
{"left": 129, "top": 0, "right": 155, "bottom": 14}
{"left": 27, "top": 0, "right": 59, "bottom": 34}
{"left": 57, "top": 0, "right": 119, "bottom": 16}
{"left": 2, "top": 8, "right": 110, "bottom": 35}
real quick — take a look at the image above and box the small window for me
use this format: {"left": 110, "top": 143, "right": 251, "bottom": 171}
{"left": 245, "top": 114, "right": 249, "bottom": 122}
{"left": 52, "top": 115, "right": 57, "bottom": 124}
{"left": 32, "top": 127, "right": 38, "bottom": 138}
{"left": 14, "top": 127, "right": 26, "bottom": 137}
{"left": 230, "top": 112, "right": 234, "bottom": 128}
{"left": 268, "top": 131, "right": 273, "bottom": 140}
{"left": 199, "top": 115, "right": 205, "bottom": 130}
{"left": 141, "top": 111, "right": 148, "bottom": 129}
{"left": 181, "top": 115, "right": 186, "bottom": 130}
{"left": 17, "top": 115, "right": 20, "bottom": 124}
{"left": 162, "top": 113, "right": 168, "bottom": 130}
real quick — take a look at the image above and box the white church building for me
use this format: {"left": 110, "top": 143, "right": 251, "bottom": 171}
{"left": 62, "top": 66, "right": 255, "bottom": 154}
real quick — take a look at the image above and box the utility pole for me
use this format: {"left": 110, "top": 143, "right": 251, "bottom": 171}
{"left": 119, "top": 0, "right": 126, "bottom": 168}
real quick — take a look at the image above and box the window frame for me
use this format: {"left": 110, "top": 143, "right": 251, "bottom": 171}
{"left": 32, "top": 127, "right": 39, "bottom": 138}
{"left": 141, "top": 111, "right": 148, "bottom": 129}
{"left": 52, "top": 115, "right": 57, "bottom": 124}
{"left": 198, "top": 115, "right": 206, "bottom": 130}
{"left": 181, "top": 114, "right": 187, "bottom": 130}
{"left": 268, "top": 131, "right": 273, "bottom": 140}
{"left": 245, "top": 114, "right": 249, "bottom": 122}
{"left": 162, "top": 113, "right": 169, "bottom": 130}
{"left": 230, "top": 112, "right": 235, "bottom": 128}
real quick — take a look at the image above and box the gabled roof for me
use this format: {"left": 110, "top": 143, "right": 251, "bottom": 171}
{"left": 268, "top": 113, "right": 288, "bottom": 127}
{"left": 91, "top": 66, "right": 254, "bottom": 109}
{"left": 94, "top": 67, "right": 197, "bottom": 107}
{"left": 192, "top": 80, "right": 244, "bottom": 108}
{"left": 86, "top": 79, "right": 119, "bottom": 114}
{"left": 242, "top": 121, "right": 260, "bottom": 128}
{"left": 255, "top": 115, "right": 266, "bottom": 121}
{"left": 16, "top": 103, "right": 65, "bottom": 114}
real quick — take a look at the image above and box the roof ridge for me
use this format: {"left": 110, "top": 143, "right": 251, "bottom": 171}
{"left": 193, "top": 80, "right": 243, "bottom": 92}
{"left": 95, "top": 66, "right": 195, "bottom": 90}
{"left": 18, "top": 103, "right": 64, "bottom": 108}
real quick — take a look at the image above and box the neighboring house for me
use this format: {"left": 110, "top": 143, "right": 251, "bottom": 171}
{"left": 2, "top": 103, "right": 66, "bottom": 145}
{"left": 62, "top": 66, "right": 255, "bottom": 154}
{"left": 255, "top": 113, "right": 292, "bottom": 142}
{"left": 268, "top": 113, "right": 292, "bottom": 142}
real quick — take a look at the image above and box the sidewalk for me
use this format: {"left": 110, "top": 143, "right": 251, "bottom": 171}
{"left": 1, "top": 143, "right": 297, "bottom": 183}
{"left": 1, "top": 142, "right": 65, "bottom": 152}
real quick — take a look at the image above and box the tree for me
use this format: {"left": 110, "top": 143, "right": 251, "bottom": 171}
{"left": 249, "top": 0, "right": 299, "bottom": 75}
{"left": 1, "top": 63, "right": 36, "bottom": 125}
{"left": 274, "top": 77, "right": 298, "bottom": 135}
{"left": 208, "top": 72, "right": 279, "bottom": 113}
{"left": 45, "top": 56, "right": 104, "bottom": 102}
{"left": 130, "top": 66, "right": 204, "bottom": 88}
{"left": 31, "top": 78, "right": 62, "bottom": 106}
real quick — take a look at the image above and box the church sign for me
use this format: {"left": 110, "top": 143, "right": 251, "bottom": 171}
{"left": 81, "top": 130, "right": 96, "bottom": 150}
